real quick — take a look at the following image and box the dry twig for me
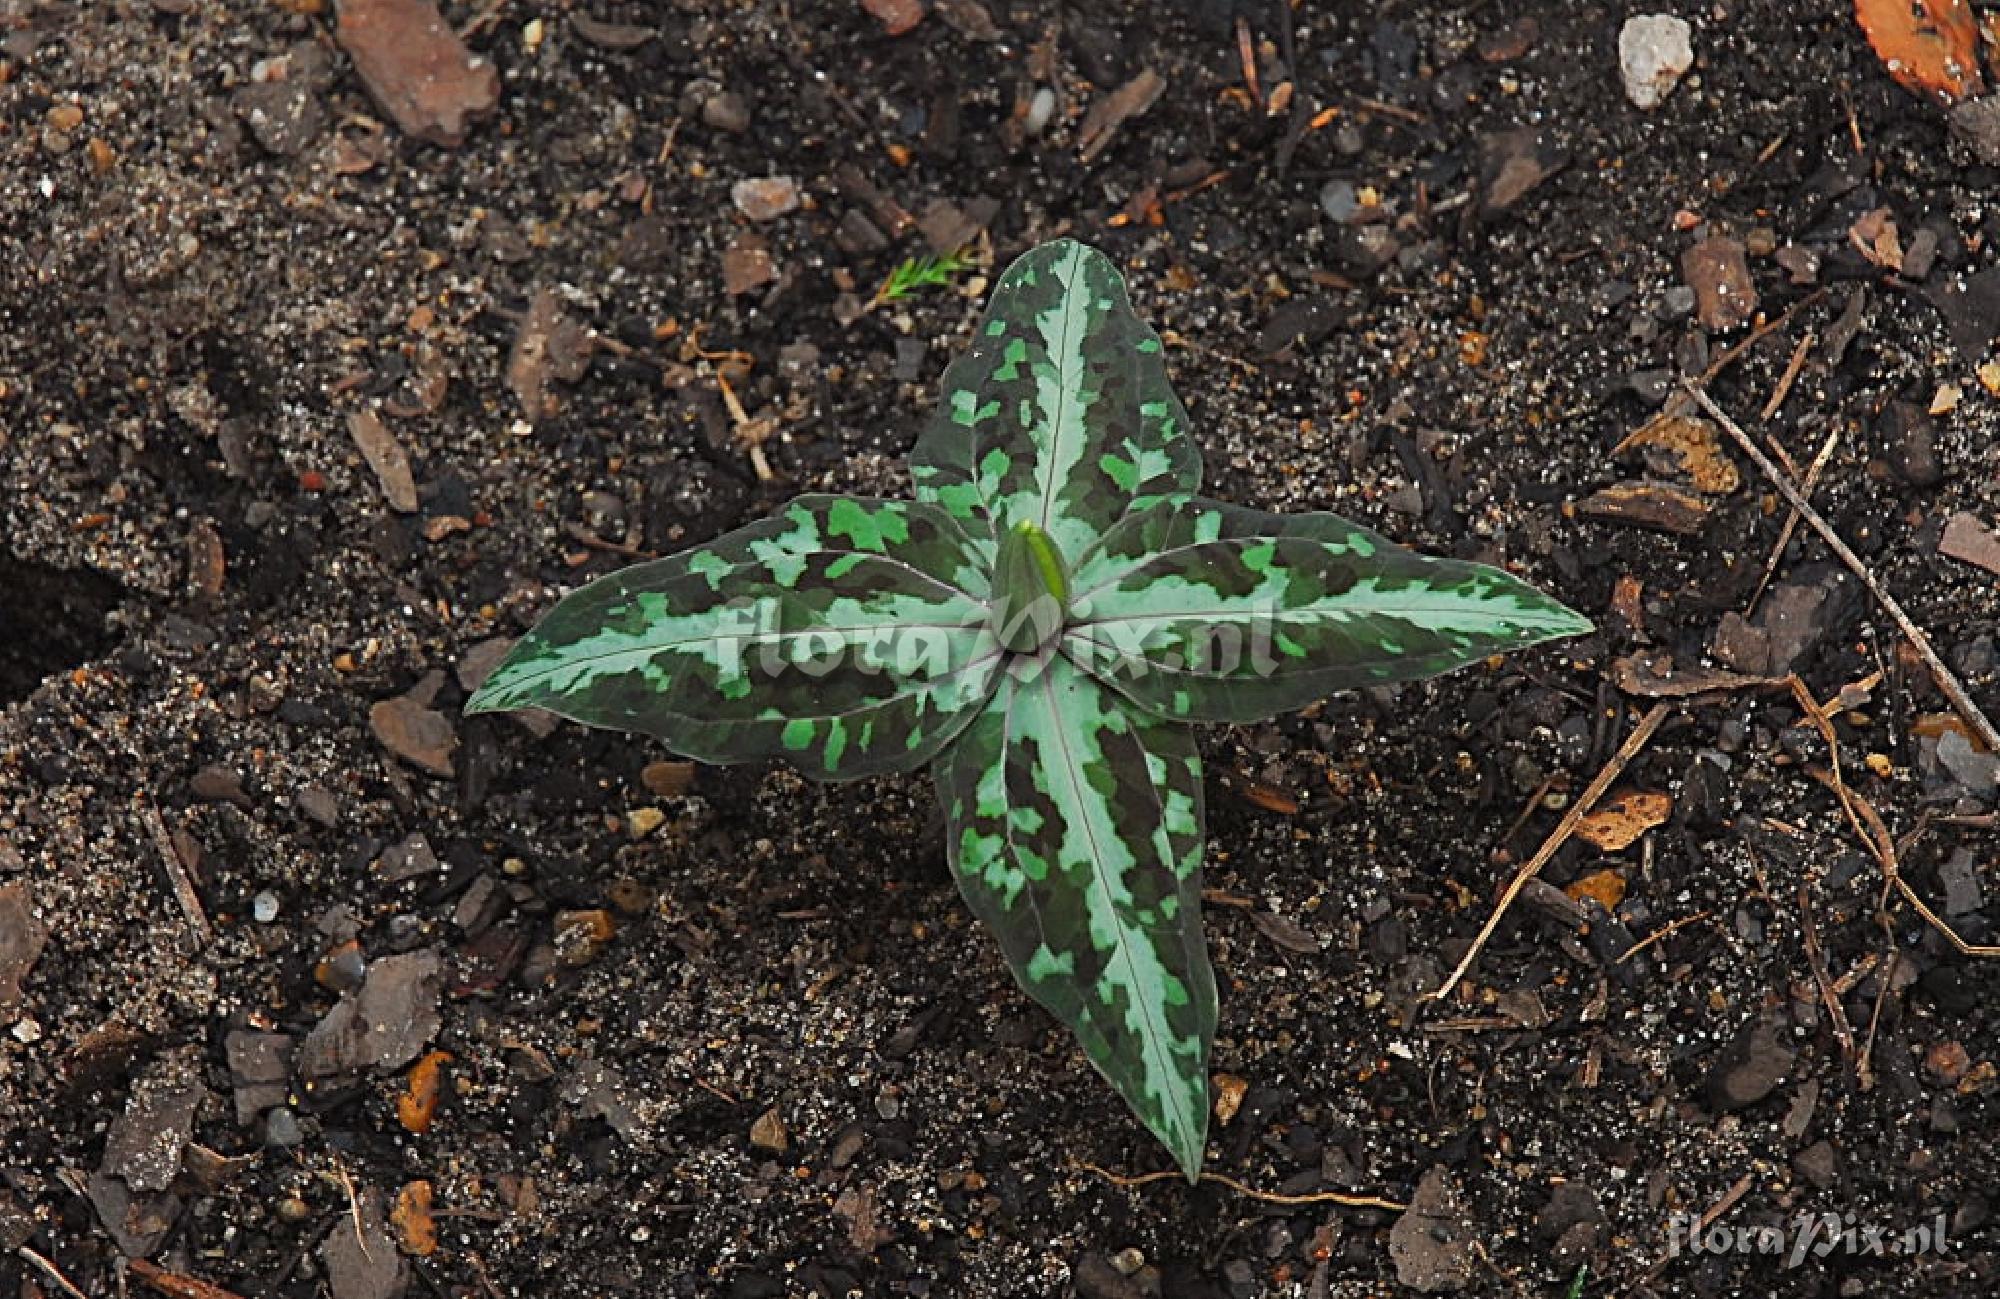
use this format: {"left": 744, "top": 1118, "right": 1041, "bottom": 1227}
{"left": 18, "top": 1248, "right": 91, "bottom": 1299}
{"left": 1687, "top": 382, "right": 2000, "bottom": 754}
{"left": 1430, "top": 703, "right": 1670, "bottom": 1001}
{"left": 139, "top": 797, "right": 211, "bottom": 950}
{"left": 1076, "top": 1161, "right": 1405, "bottom": 1211}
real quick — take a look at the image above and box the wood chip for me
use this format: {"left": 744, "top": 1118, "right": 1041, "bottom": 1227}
{"left": 1250, "top": 910, "right": 1319, "bottom": 954}
{"left": 749, "top": 1106, "right": 789, "bottom": 1153}
{"left": 1577, "top": 481, "right": 1712, "bottom": 534}
{"left": 507, "top": 290, "right": 594, "bottom": 421}
{"left": 320, "top": 1186, "right": 406, "bottom": 1299}
{"left": 186, "top": 517, "right": 226, "bottom": 598}
{"left": 1611, "top": 651, "right": 1780, "bottom": 698}
{"left": 0, "top": 881, "right": 48, "bottom": 1009}
{"left": 1940, "top": 512, "right": 2000, "bottom": 577}
{"left": 335, "top": 0, "right": 500, "bottom": 147}
{"left": 570, "top": 13, "right": 653, "bottom": 49}
{"left": 347, "top": 408, "right": 419, "bottom": 513}
{"left": 1078, "top": 68, "right": 1165, "bottom": 164}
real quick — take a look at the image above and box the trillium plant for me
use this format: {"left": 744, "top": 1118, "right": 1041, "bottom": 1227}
{"left": 467, "top": 240, "right": 1591, "bottom": 1180}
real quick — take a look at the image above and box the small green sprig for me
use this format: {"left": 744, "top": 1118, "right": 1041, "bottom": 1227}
{"left": 468, "top": 240, "right": 1591, "bottom": 1181}
{"left": 870, "top": 247, "right": 976, "bottom": 308}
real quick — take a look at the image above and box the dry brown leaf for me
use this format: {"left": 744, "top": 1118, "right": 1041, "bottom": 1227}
{"left": 1565, "top": 868, "right": 1628, "bottom": 911}
{"left": 1213, "top": 1072, "right": 1249, "bottom": 1124}
{"left": 391, "top": 1179, "right": 438, "bottom": 1256}
{"left": 1848, "top": 206, "right": 1904, "bottom": 271}
{"left": 1855, "top": 0, "right": 1985, "bottom": 105}
{"left": 1573, "top": 790, "right": 1671, "bottom": 852}
{"left": 1614, "top": 413, "right": 1741, "bottom": 495}
{"left": 395, "top": 1049, "right": 451, "bottom": 1134}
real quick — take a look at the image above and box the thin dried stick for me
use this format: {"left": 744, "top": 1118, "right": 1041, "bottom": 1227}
{"left": 1687, "top": 383, "right": 2000, "bottom": 753}
{"left": 1430, "top": 702, "right": 1670, "bottom": 1001}
{"left": 1076, "top": 1162, "right": 1405, "bottom": 1211}
{"left": 1615, "top": 909, "right": 1713, "bottom": 965}
{"left": 1748, "top": 420, "right": 1840, "bottom": 612}
{"left": 139, "top": 797, "right": 211, "bottom": 950}
{"left": 1789, "top": 679, "right": 1998, "bottom": 958}
{"left": 1796, "top": 882, "right": 1858, "bottom": 1064}
{"left": 1759, "top": 329, "right": 1816, "bottom": 420}
{"left": 1637, "top": 1172, "right": 1753, "bottom": 1288}
{"left": 18, "top": 1248, "right": 91, "bottom": 1299}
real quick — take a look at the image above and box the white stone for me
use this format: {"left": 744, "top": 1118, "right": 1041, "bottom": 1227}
{"left": 1619, "top": 14, "right": 1694, "bottom": 111}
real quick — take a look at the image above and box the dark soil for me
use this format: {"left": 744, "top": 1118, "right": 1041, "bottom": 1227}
{"left": 4, "top": 2, "right": 1999, "bottom": 1297}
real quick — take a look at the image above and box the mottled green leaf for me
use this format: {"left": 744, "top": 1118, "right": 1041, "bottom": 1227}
{"left": 934, "top": 654, "right": 1214, "bottom": 1180}
{"left": 909, "top": 239, "right": 1200, "bottom": 566}
{"left": 466, "top": 496, "right": 1003, "bottom": 779}
{"left": 1063, "top": 495, "right": 1593, "bottom": 722}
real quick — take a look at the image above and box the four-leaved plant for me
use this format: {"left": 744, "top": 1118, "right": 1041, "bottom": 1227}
{"left": 466, "top": 239, "right": 1591, "bottom": 1180}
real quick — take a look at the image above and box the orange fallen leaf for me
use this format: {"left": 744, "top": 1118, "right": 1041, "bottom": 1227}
{"left": 1855, "top": 0, "right": 1984, "bottom": 105}
{"left": 1573, "top": 789, "right": 1672, "bottom": 852}
{"left": 1565, "top": 868, "right": 1628, "bottom": 911}
{"left": 392, "top": 1179, "right": 438, "bottom": 1256}
{"left": 395, "top": 1049, "right": 452, "bottom": 1135}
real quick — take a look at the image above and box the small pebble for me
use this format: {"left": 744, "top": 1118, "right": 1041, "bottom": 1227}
{"left": 252, "top": 891, "right": 281, "bottom": 924}
{"left": 1618, "top": 15, "right": 1693, "bottom": 111}
{"left": 731, "top": 176, "right": 801, "bottom": 223}
{"left": 701, "top": 90, "right": 751, "bottom": 134}
{"left": 265, "top": 1107, "right": 304, "bottom": 1147}
{"left": 276, "top": 1195, "right": 312, "bottom": 1223}
{"left": 1318, "top": 179, "right": 1359, "bottom": 223}
{"left": 1024, "top": 86, "right": 1056, "bottom": 134}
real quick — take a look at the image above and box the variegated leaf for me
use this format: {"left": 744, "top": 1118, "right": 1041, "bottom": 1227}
{"left": 1063, "top": 495, "right": 1593, "bottom": 722}
{"left": 466, "top": 496, "right": 1004, "bottom": 779}
{"left": 935, "top": 653, "right": 1215, "bottom": 1181}
{"left": 909, "top": 239, "right": 1201, "bottom": 565}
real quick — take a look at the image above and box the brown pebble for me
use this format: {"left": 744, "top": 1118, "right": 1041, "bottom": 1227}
{"left": 1681, "top": 235, "right": 1758, "bottom": 331}
{"left": 189, "top": 763, "right": 250, "bottom": 807}
{"left": 46, "top": 103, "right": 83, "bottom": 131}
{"left": 0, "top": 881, "right": 49, "bottom": 1009}
{"left": 701, "top": 89, "right": 752, "bottom": 134}
{"left": 861, "top": 0, "right": 924, "bottom": 36}
{"left": 731, "top": 176, "right": 801, "bottom": 223}
{"left": 722, "top": 232, "right": 777, "bottom": 296}
{"left": 606, "top": 878, "right": 655, "bottom": 915}
{"left": 552, "top": 909, "right": 615, "bottom": 967}
{"left": 369, "top": 693, "right": 458, "bottom": 777}
{"left": 1927, "top": 1041, "right": 1973, "bottom": 1085}
{"left": 749, "top": 1106, "right": 789, "bottom": 1153}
